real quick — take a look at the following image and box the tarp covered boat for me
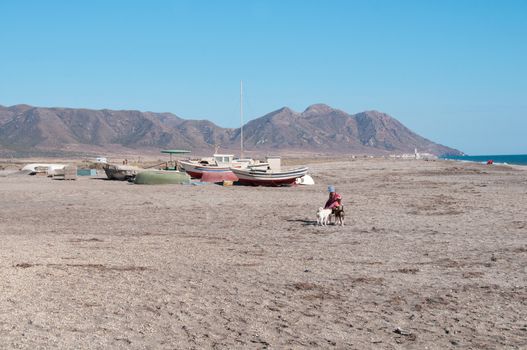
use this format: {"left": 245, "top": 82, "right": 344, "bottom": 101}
{"left": 134, "top": 171, "right": 191, "bottom": 185}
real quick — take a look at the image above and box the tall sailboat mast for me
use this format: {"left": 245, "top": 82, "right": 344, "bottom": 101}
{"left": 240, "top": 80, "right": 244, "bottom": 158}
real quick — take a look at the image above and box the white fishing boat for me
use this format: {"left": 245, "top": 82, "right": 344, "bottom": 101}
{"left": 181, "top": 81, "right": 252, "bottom": 180}
{"left": 179, "top": 154, "right": 254, "bottom": 179}
{"left": 182, "top": 81, "right": 309, "bottom": 186}
{"left": 230, "top": 156, "right": 308, "bottom": 186}
{"left": 230, "top": 166, "right": 309, "bottom": 186}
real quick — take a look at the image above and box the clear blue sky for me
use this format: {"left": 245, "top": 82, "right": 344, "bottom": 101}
{"left": 1, "top": 0, "right": 526, "bottom": 154}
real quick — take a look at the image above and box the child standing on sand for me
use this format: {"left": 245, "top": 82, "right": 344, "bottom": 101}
{"left": 324, "top": 185, "right": 342, "bottom": 210}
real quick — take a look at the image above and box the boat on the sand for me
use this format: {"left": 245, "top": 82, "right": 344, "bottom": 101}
{"left": 103, "top": 164, "right": 143, "bottom": 181}
{"left": 21, "top": 163, "right": 66, "bottom": 175}
{"left": 230, "top": 166, "right": 309, "bottom": 186}
{"left": 199, "top": 169, "right": 239, "bottom": 183}
{"left": 134, "top": 170, "right": 190, "bottom": 185}
{"left": 179, "top": 154, "right": 253, "bottom": 179}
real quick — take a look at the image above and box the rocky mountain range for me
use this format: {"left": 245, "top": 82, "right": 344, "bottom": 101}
{"left": 0, "top": 103, "right": 462, "bottom": 157}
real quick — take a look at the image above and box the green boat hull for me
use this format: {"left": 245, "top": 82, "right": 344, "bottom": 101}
{"left": 134, "top": 171, "right": 190, "bottom": 185}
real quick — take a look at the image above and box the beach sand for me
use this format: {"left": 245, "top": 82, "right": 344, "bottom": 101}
{"left": 0, "top": 158, "right": 526, "bottom": 349}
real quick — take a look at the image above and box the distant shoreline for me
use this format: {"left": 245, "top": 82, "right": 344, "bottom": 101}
{"left": 442, "top": 158, "right": 527, "bottom": 171}
{"left": 442, "top": 154, "right": 527, "bottom": 167}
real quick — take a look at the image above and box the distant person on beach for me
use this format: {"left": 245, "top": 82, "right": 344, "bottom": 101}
{"left": 324, "top": 185, "right": 342, "bottom": 210}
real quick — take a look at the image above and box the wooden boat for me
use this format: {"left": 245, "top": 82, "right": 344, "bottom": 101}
{"left": 103, "top": 164, "right": 143, "bottom": 181}
{"left": 230, "top": 166, "right": 309, "bottom": 186}
{"left": 179, "top": 162, "right": 231, "bottom": 179}
{"left": 179, "top": 154, "right": 253, "bottom": 179}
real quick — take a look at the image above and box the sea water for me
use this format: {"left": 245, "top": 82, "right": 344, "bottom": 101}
{"left": 442, "top": 154, "right": 527, "bottom": 166}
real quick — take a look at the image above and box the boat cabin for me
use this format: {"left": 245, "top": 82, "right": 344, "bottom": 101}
{"left": 213, "top": 154, "right": 235, "bottom": 166}
{"left": 266, "top": 156, "right": 281, "bottom": 171}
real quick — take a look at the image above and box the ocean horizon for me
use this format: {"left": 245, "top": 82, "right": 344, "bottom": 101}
{"left": 442, "top": 154, "right": 527, "bottom": 166}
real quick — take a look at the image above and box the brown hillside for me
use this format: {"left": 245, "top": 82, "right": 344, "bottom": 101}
{"left": 0, "top": 104, "right": 462, "bottom": 156}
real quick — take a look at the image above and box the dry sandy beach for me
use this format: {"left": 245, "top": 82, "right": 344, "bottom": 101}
{"left": 1, "top": 158, "right": 526, "bottom": 349}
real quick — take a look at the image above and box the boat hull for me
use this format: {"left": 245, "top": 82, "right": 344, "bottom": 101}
{"left": 103, "top": 164, "right": 142, "bottom": 181}
{"left": 231, "top": 167, "right": 308, "bottom": 187}
{"left": 200, "top": 170, "right": 239, "bottom": 183}
{"left": 134, "top": 171, "right": 190, "bottom": 185}
{"left": 179, "top": 161, "right": 235, "bottom": 179}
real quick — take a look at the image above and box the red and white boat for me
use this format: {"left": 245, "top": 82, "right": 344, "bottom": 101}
{"left": 181, "top": 84, "right": 309, "bottom": 186}
{"left": 230, "top": 166, "right": 309, "bottom": 186}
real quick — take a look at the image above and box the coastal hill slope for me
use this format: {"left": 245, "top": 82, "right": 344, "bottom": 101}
{"left": 0, "top": 103, "right": 462, "bottom": 156}
{"left": 237, "top": 104, "right": 458, "bottom": 155}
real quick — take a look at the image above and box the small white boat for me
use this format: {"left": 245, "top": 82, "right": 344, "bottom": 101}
{"left": 21, "top": 163, "right": 65, "bottom": 175}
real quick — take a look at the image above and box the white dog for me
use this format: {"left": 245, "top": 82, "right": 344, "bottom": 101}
{"left": 316, "top": 207, "right": 332, "bottom": 226}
